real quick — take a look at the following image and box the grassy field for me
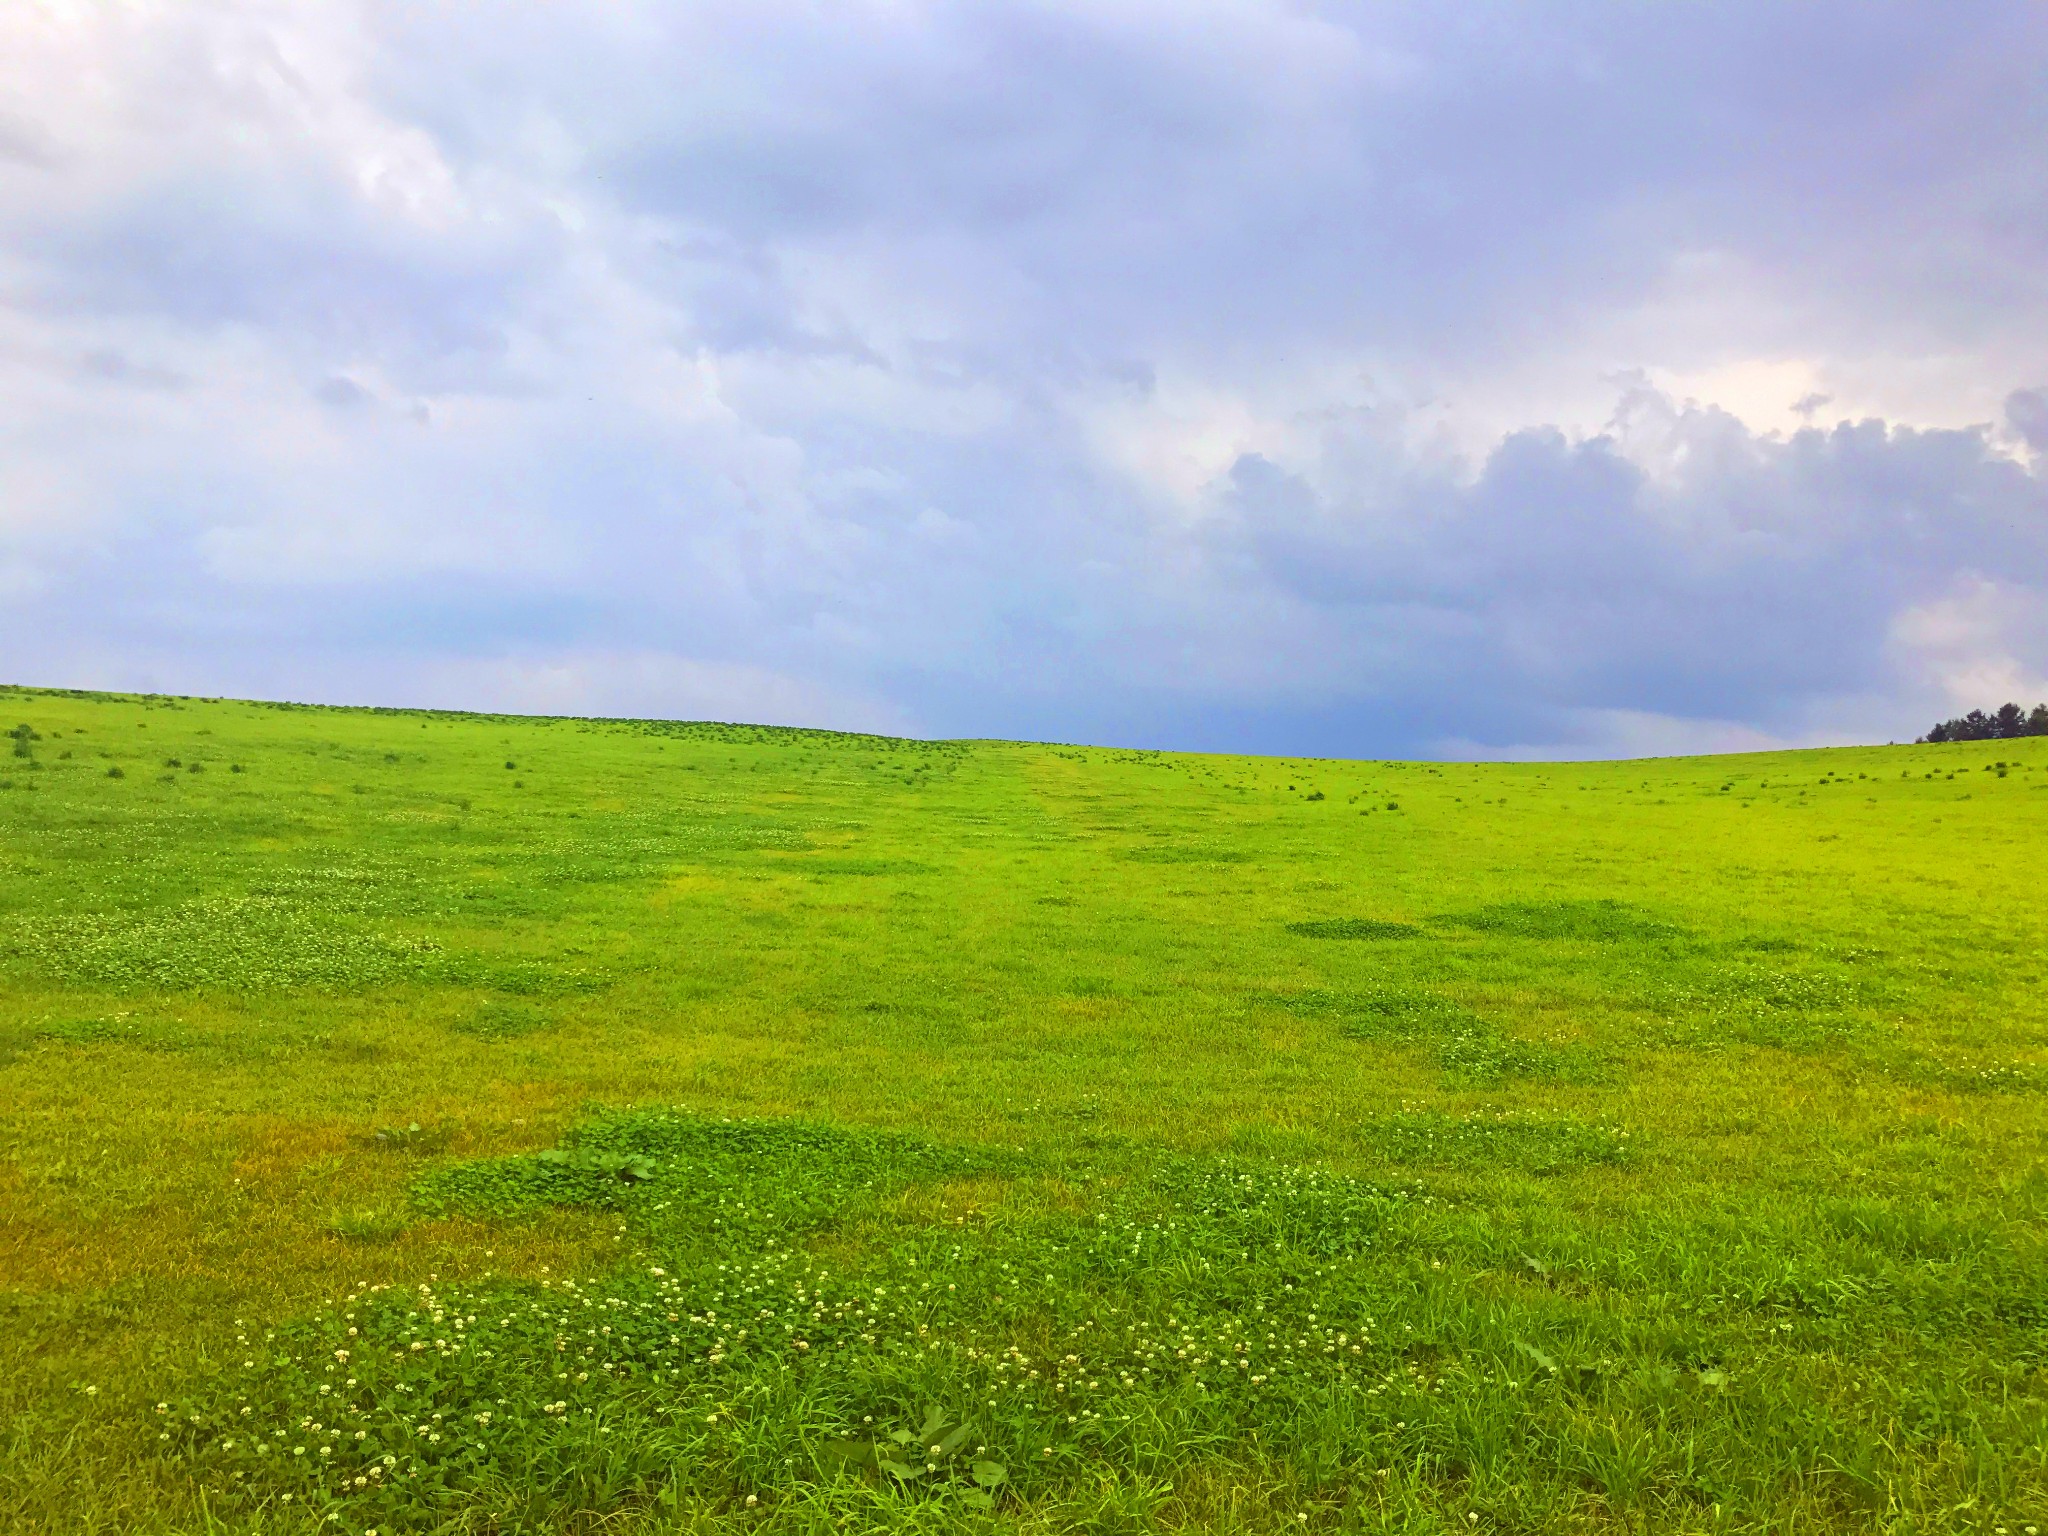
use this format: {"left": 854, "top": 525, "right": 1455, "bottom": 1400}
{"left": 1, "top": 683, "right": 2044, "bottom": 1535}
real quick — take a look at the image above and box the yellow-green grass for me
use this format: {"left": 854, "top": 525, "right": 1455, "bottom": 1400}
{"left": 0, "top": 682, "right": 2044, "bottom": 1534}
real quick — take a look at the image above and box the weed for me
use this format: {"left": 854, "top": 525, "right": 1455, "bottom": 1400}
{"left": 324, "top": 1208, "right": 410, "bottom": 1243}
{"left": 372, "top": 1123, "right": 451, "bottom": 1154}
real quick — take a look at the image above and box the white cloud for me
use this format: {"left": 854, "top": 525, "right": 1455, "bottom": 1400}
{"left": 407, "top": 650, "right": 913, "bottom": 733}
{"left": 1890, "top": 579, "right": 2048, "bottom": 713}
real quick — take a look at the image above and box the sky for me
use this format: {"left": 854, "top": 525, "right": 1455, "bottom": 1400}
{"left": 2, "top": 1, "right": 2045, "bottom": 758}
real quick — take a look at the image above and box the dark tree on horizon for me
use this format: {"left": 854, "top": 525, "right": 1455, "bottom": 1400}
{"left": 1919, "top": 702, "right": 2048, "bottom": 742}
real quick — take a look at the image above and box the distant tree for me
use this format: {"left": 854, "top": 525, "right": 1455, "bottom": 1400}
{"left": 1918, "top": 701, "right": 2048, "bottom": 742}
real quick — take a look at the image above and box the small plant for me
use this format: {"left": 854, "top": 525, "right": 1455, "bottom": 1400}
{"left": 325, "top": 1207, "right": 408, "bottom": 1243}
{"left": 372, "top": 1122, "right": 449, "bottom": 1153}
{"left": 9, "top": 722, "right": 38, "bottom": 759}
{"left": 451, "top": 999, "right": 555, "bottom": 1040}
{"left": 829, "top": 1407, "right": 1008, "bottom": 1506}
{"left": 534, "top": 1147, "right": 658, "bottom": 1182}
{"left": 105, "top": 766, "right": 124, "bottom": 779}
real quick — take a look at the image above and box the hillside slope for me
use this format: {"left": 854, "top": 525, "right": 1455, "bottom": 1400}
{"left": 2, "top": 685, "right": 2044, "bottom": 1533}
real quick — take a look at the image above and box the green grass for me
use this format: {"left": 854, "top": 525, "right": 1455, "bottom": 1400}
{"left": 1, "top": 682, "right": 2045, "bottom": 1534}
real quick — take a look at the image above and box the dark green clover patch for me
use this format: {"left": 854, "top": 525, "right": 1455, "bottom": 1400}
{"left": 1436, "top": 899, "right": 1683, "bottom": 944}
{"left": 1358, "top": 1112, "right": 1632, "bottom": 1174}
{"left": 1284, "top": 917, "right": 1421, "bottom": 940}
{"left": 1119, "top": 845, "right": 1252, "bottom": 864}
{"left": 783, "top": 857, "right": 938, "bottom": 876}
{"left": 449, "top": 998, "right": 557, "bottom": 1040}
{"left": 1263, "top": 987, "right": 1608, "bottom": 1085}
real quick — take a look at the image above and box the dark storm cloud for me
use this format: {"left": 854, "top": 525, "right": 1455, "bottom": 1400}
{"left": 1223, "top": 397, "right": 2048, "bottom": 740}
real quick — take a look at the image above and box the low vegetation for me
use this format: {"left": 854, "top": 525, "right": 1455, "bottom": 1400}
{"left": 2, "top": 684, "right": 2045, "bottom": 1533}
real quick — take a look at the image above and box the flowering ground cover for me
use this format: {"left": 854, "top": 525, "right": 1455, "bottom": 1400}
{"left": 1, "top": 684, "right": 2044, "bottom": 1533}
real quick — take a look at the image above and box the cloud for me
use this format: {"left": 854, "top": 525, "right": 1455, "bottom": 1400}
{"left": 2009, "top": 388, "right": 2048, "bottom": 455}
{"left": 1440, "top": 710, "right": 1803, "bottom": 764}
{"left": 1890, "top": 577, "right": 2048, "bottom": 712}
{"left": 1208, "top": 389, "right": 2048, "bottom": 749}
{"left": 407, "top": 650, "right": 912, "bottom": 733}
{"left": 0, "top": 2, "right": 2044, "bottom": 756}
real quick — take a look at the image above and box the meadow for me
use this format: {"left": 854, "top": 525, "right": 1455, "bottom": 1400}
{"left": 0, "top": 682, "right": 2044, "bottom": 1535}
